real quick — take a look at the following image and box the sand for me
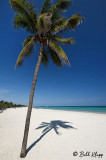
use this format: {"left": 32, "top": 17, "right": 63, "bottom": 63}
{"left": 0, "top": 108, "right": 106, "bottom": 160}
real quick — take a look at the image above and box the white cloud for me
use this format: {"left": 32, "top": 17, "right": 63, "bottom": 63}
{"left": 0, "top": 89, "right": 9, "bottom": 94}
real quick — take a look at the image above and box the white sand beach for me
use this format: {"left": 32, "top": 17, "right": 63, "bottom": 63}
{"left": 0, "top": 108, "right": 106, "bottom": 160}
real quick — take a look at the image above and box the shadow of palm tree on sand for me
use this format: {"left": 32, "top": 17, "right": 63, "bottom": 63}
{"left": 26, "top": 120, "right": 76, "bottom": 154}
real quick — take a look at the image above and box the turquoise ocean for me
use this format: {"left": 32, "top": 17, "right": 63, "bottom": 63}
{"left": 35, "top": 106, "right": 106, "bottom": 114}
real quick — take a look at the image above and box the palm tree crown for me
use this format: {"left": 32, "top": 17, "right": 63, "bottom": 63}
{"left": 9, "top": 0, "right": 84, "bottom": 68}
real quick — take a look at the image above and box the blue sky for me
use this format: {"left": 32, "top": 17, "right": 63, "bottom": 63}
{"left": 0, "top": 0, "right": 106, "bottom": 106}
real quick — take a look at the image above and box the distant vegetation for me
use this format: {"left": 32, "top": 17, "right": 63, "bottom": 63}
{"left": 0, "top": 100, "right": 26, "bottom": 110}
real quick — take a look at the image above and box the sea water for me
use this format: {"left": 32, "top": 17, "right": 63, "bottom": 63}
{"left": 34, "top": 106, "right": 106, "bottom": 114}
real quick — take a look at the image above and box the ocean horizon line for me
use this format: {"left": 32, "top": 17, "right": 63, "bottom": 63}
{"left": 34, "top": 105, "right": 106, "bottom": 107}
{"left": 34, "top": 105, "right": 106, "bottom": 114}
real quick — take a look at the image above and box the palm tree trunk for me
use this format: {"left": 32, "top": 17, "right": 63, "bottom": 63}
{"left": 20, "top": 44, "right": 43, "bottom": 158}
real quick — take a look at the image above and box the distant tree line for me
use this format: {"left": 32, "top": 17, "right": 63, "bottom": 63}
{"left": 0, "top": 100, "right": 26, "bottom": 110}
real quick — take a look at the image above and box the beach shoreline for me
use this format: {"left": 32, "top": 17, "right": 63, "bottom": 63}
{"left": 36, "top": 107, "right": 106, "bottom": 115}
{"left": 0, "top": 108, "right": 106, "bottom": 160}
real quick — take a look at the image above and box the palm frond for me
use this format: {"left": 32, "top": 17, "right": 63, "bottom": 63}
{"left": 23, "top": 35, "right": 34, "bottom": 46}
{"left": 48, "top": 39, "right": 70, "bottom": 65}
{"left": 38, "top": 12, "right": 52, "bottom": 34}
{"left": 13, "top": 13, "right": 34, "bottom": 32}
{"left": 9, "top": 0, "right": 37, "bottom": 32}
{"left": 40, "top": 0, "right": 52, "bottom": 14}
{"left": 47, "top": 0, "right": 72, "bottom": 24}
{"left": 48, "top": 0, "right": 72, "bottom": 13}
{"left": 52, "top": 19, "right": 66, "bottom": 33}
{"left": 41, "top": 52, "right": 49, "bottom": 66}
{"left": 51, "top": 35, "right": 75, "bottom": 45}
{"left": 55, "top": 0, "right": 72, "bottom": 11}
{"left": 53, "top": 17, "right": 66, "bottom": 25}
{"left": 15, "top": 37, "right": 35, "bottom": 67}
{"left": 51, "top": 17, "right": 66, "bottom": 32}
{"left": 52, "top": 13, "right": 84, "bottom": 33}
{"left": 48, "top": 46, "right": 62, "bottom": 67}
{"left": 51, "top": 11, "right": 61, "bottom": 29}
{"left": 66, "top": 13, "right": 85, "bottom": 29}
{"left": 48, "top": 0, "right": 73, "bottom": 25}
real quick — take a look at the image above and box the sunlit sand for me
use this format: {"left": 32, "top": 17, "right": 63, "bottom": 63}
{"left": 0, "top": 108, "right": 106, "bottom": 160}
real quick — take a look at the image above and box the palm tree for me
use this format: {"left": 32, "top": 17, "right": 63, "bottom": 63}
{"left": 9, "top": 0, "right": 84, "bottom": 157}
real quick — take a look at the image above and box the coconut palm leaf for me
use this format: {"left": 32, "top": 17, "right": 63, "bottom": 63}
{"left": 38, "top": 12, "right": 52, "bottom": 34}
{"left": 13, "top": 13, "right": 34, "bottom": 32}
{"left": 54, "top": 0, "right": 72, "bottom": 11}
{"left": 48, "top": 46, "right": 63, "bottom": 67}
{"left": 9, "top": 0, "right": 37, "bottom": 32}
{"left": 23, "top": 35, "right": 34, "bottom": 46}
{"left": 53, "top": 13, "right": 84, "bottom": 33}
{"left": 47, "top": 0, "right": 72, "bottom": 24}
{"left": 41, "top": 45, "right": 62, "bottom": 67}
{"left": 52, "top": 20, "right": 66, "bottom": 33}
{"left": 45, "top": 0, "right": 71, "bottom": 27}
{"left": 41, "top": 48, "right": 49, "bottom": 66}
{"left": 48, "top": 0, "right": 72, "bottom": 13}
{"left": 48, "top": 39, "right": 70, "bottom": 65}
{"left": 51, "top": 35, "right": 75, "bottom": 45}
{"left": 51, "top": 17, "right": 66, "bottom": 32}
{"left": 15, "top": 37, "right": 35, "bottom": 67}
{"left": 40, "top": 0, "right": 52, "bottom": 14}
{"left": 51, "top": 11, "right": 61, "bottom": 27}
{"left": 53, "top": 17, "right": 66, "bottom": 25}
{"left": 66, "top": 13, "right": 85, "bottom": 29}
